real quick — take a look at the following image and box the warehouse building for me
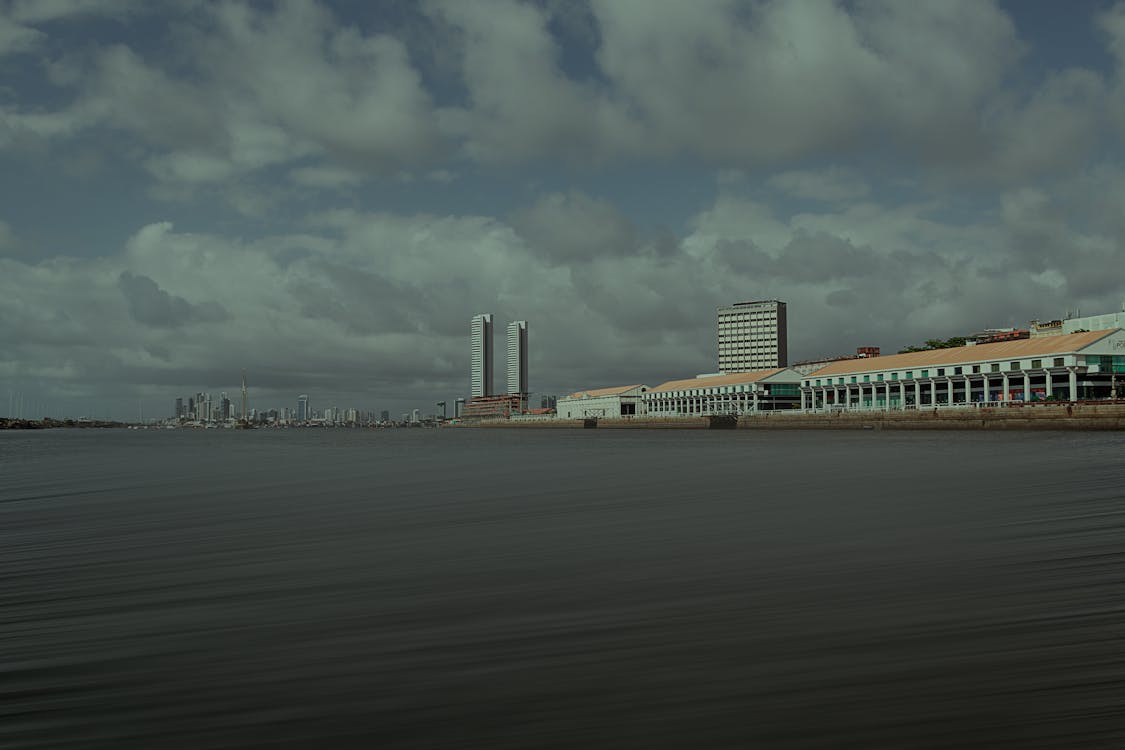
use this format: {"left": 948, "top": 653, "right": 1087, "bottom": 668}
{"left": 800, "top": 329, "right": 1125, "bottom": 410}
{"left": 643, "top": 368, "right": 802, "bottom": 416}
{"left": 556, "top": 384, "right": 648, "bottom": 419}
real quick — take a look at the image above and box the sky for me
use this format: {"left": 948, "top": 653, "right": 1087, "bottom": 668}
{"left": 3, "top": 0, "right": 1125, "bottom": 420}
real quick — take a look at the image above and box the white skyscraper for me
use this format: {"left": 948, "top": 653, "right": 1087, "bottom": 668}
{"left": 506, "top": 320, "right": 528, "bottom": 396}
{"left": 718, "top": 299, "right": 788, "bottom": 373}
{"left": 470, "top": 313, "right": 494, "bottom": 398}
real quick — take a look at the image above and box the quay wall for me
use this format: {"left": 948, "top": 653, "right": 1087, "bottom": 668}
{"left": 460, "top": 403, "right": 1125, "bottom": 430}
{"left": 738, "top": 402, "right": 1125, "bottom": 430}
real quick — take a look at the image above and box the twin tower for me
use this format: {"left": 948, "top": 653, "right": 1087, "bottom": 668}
{"left": 470, "top": 314, "right": 527, "bottom": 399}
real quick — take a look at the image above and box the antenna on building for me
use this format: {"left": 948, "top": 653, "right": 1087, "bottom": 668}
{"left": 241, "top": 370, "right": 248, "bottom": 422}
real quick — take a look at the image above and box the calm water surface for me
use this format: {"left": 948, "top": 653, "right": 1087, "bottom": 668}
{"left": 3, "top": 428, "right": 1125, "bottom": 748}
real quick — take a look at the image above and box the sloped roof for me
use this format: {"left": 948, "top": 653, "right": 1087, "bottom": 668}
{"left": 649, "top": 368, "right": 790, "bottom": 393}
{"left": 563, "top": 384, "right": 646, "bottom": 399}
{"left": 808, "top": 329, "right": 1116, "bottom": 377}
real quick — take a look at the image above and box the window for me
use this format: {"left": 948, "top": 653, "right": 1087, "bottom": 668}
{"left": 972, "top": 365, "right": 980, "bottom": 374}
{"left": 838, "top": 378, "right": 845, "bottom": 385}
{"left": 921, "top": 370, "right": 929, "bottom": 378}
{"left": 937, "top": 368, "right": 945, "bottom": 376}
{"left": 815, "top": 380, "right": 821, "bottom": 387}
{"left": 891, "top": 372, "right": 898, "bottom": 380}
{"left": 906, "top": 371, "right": 913, "bottom": 379}
{"left": 877, "top": 374, "right": 884, "bottom": 381}
{"left": 1010, "top": 361, "right": 1020, "bottom": 371}
{"left": 863, "top": 375, "right": 870, "bottom": 382}
{"left": 1053, "top": 357, "right": 1064, "bottom": 367}
{"left": 990, "top": 363, "right": 1000, "bottom": 373}
{"left": 851, "top": 376, "right": 857, "bottom": 384}
{"left": 954, "top": 367, "right": 962, "bottom": 375}
{"left": 1031, "top": 359, "right": 1042, "bottom": 369}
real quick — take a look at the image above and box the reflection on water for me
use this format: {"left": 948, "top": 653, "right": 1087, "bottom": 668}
{"left": 3, "top": 428, "right": 1125, "bottom": 748}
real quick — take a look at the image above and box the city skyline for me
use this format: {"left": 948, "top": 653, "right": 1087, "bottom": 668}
{"left": 4, "top": 2, "right": 1125, "bottom": 420}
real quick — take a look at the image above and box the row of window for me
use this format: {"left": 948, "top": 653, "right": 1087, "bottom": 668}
{"left": 647, "top": 384, "right": 761, "bottom": 398}
{"left": 804, "top": 357, "right": 1070, "bottom": 387}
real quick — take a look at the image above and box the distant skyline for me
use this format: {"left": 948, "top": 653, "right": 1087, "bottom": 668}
{"left": 4, "top": 1, "right": 1125, "bottom": 419}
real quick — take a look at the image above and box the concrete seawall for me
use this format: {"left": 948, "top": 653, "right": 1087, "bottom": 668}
{"left": 461, "top": 403, "right": 1125, "bottom": 430}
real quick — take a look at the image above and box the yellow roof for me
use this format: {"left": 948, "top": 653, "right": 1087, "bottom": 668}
{"left": 808, "top": 329, "right": 1115, "bottom": 377}
{"left": 565, "top": 384, "right": 646, "bottom": 399}
{"left": 649, "top": 368, "right": 787, "bottom": 393}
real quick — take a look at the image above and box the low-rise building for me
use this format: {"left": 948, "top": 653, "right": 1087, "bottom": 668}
{"left": 556, "top": 384, "right": 648, "bottom": 419}
{"left": 643, "top": 368, "right": 802, "bottom": 416}
{"left": 800, "top": 329, "right": 1125, "bottom": 409}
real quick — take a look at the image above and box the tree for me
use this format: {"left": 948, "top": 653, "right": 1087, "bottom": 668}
{"left": 898, "top": 336, "right": 966, "bottom": 354}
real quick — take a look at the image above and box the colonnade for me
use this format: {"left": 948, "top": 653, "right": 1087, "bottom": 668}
{"left": 800, "top": 368, "right": 1079, "bottom": 410}
{"left": 644, "top": 390, "right": 761, "bottom": 416}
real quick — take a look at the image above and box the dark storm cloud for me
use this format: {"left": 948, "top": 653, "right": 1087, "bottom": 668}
{"left": 117, "top": 271, "right": 227, "bottom": 328}
{"left": 291, "top": 262, "right": 425, "bottom": 336}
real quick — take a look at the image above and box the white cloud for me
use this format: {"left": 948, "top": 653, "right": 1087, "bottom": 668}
{"left": 428, "top": 0, "right": 643, "bottom": 165}
{"left": 769, "top": 167, "right": 871, "bottom": 203}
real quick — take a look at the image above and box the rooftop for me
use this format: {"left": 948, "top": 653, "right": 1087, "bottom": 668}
{"left": 650, "top": 368, "right": 788, "bottom": 393}
{"left": 564, "top": 384, "right": 646, "bottom": 399}
{"left": 807, "top": 330, "right": 1115, "bottom": 377}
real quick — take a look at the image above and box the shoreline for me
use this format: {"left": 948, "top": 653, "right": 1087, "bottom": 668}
{"left": 457, "top": 402, "right": 1125, "bottom": 430}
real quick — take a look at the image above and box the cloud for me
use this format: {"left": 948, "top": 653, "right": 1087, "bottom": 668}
{"left": 590, "top": 0, "right": 1023, "bottom": 167}
{"left": 117, "top": 271, "right": 228, "bottom": 328}
{"left": 509, "top": 190, "right": 640, "bottom": 263}
{"left": 289, "top": 165, "right": 366, "bottom": 189}
{"left": 769, "top": 168, "right": 871, "bottom": 203}
{"left": 427, "top": 0, "right": 642, "bottom": 165}
{"left": 0, "top": 15, "right": 43, "bottom": 56}
{"left": 7, "top": 0, "right": 145, "bottom": 24}
{"left": 2, "top": 1, "right": 441, "bottom": 188}
{"left": 0, "top": 0, "right": 1117, "bottom": 186}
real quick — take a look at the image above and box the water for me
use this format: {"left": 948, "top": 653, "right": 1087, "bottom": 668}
{"left": 3, "top": 428, "right": 1125, "bottom": 748}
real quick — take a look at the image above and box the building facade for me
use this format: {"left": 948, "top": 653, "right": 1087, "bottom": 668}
{"left": 556, "top": 384, "right": 648, "bottom": 419}
{"left": 643, "top": 369, "right": 802, "bottom": 416}
{"left": 506, "top": 320, "right": 528, "bottom": 396}
{"left": 1032, "top": 308, "right": 1125, "bottom": 337}
{"left": 718, "top": 299, "right": 788, "bottom": 372}
{"left": 799, "top": 329, "right": 1125, "bottom": 410}
{"left": 297, "top": 394, "right": 309, "bottom": 422}
{"left": 470, "top": 313, "right": 494, "bottom": 398}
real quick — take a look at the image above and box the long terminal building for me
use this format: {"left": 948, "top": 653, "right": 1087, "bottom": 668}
{"left": 799, "top": 329, "right": 1125, "bottom": 410}
{"left": 556, "top": 328, "right": 1125, "bottom": 420}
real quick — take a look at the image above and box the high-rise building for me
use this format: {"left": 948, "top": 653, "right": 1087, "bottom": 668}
{"left": 470, "top": 313, "right": 494, "bottom": 398}
{"left": 297, "top": 394, "right": 309, "bottom": 422}
{"left": 380, "top": 410, "right": 390, "bottom": 423}
{"left": 506, "top": 320, "right": 528, "bottom": 396}
{"left": 718, "top": 299, "right": 788, "bottom": 372}
{"left": 174, "top": 397, "right": 183, "bottom": 419}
